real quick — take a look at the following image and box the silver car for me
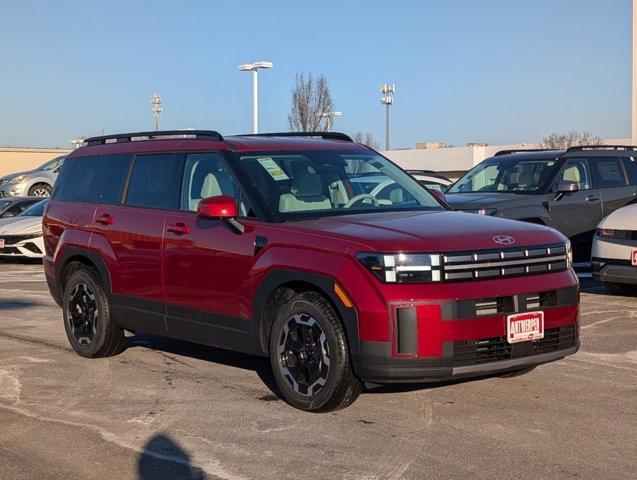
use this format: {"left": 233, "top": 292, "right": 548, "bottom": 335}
{"left": 592, "top": 203, "right": 637, "bottom": 295}
{"left": 0, "top": 155, "right": 65, "bottom": 198}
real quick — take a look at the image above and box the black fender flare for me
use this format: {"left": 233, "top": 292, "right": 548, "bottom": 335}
{"left": 55, "top": 247, "right": 112, "bottom": 301}
{"left": 251, "top": 269, "right": 360, "bottom": 358}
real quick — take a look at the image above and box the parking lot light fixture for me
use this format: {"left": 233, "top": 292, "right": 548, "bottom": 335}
{"left": 380, "top": 84, "right": 395, "bottom": 150}
{"left": 238, "top": 61, "right": 274, "bottom": 134}
{"left": 151, "top": 93, "right": 163, "bottom": 131}
{"left": 317, "top": 111, "right": 342, "bottom": 132}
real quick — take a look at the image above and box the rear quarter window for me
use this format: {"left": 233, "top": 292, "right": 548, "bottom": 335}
{"left": 53, "top": 154, "right": 131, "bottom": 204}
{"left": 623, "top": 157, "right": 637, "bottom": 185}
{"left": 591, "top": 158, "right": 627, "bottom": 188}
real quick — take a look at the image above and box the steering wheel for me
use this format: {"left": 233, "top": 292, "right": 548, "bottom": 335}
{"left": 344, "top": 194, "right": 379, "bottom": 208}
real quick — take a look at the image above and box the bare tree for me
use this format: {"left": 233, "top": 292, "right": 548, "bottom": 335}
{"left": 539, "top": 131, "right": 604, "bottom": 149}
{"left": 353, "top": 131, "right": 380, "bottom": 150}
{"left": 287, "top": 73, "right": 334, "bottom": 132}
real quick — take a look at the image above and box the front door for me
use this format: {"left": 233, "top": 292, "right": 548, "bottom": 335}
{"left": 162, "top": 152, "right": 256, "bottom": 350}
{"left": 547, "top": 157, "right": 603, "bottom": 257}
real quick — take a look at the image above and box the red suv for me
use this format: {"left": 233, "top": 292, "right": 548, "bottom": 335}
{"left": 43, "top": 130, "right": 579, "bottom": 412}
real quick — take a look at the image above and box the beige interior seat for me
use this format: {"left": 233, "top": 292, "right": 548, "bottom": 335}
{"left": 279, "top": 164, "right": 332, "bottom": 213}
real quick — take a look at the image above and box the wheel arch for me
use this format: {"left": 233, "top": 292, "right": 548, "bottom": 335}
{"left": 252, "top": 270, "right": 359, "bottom": 358}
{"left": 56, "top": 247, "right": 112, "bottom": 300}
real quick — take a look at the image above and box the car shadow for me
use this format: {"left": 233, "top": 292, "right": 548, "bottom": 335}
{"left": 137, "top": 433, "right": 205, "bottom": 480}
{"left": 126, "top": 333, "right": 283, "bottom": 400}
{"left": 0, "top": 300, "right": 41, "bottom": 310}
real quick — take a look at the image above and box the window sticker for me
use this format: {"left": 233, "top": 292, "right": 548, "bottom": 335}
{"left": 257, "top": 158, "right": 289, "bottom": 181}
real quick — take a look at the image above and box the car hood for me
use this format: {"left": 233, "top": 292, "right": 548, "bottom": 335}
{"left": 444, "top": 192, "right": 529, "bottom": 209}
{"left": 0, "top": 217, "right": 43, "bottom": 235}
{"left": 289, "top": 210, "right": 565, "bottom": 252}
{"left": 598, "top": 204, "right": 637, "bottom": 230}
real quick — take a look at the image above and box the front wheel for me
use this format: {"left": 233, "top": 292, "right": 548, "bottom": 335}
{"left": 29, "top": 183, "right": 52, "bottom": 197}
{"left": 269, "top": 291, "right": 363, "bottom": 412}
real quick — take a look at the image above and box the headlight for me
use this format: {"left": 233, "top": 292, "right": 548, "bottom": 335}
{"left": 8, "top": 175, "right": 27, "bottom": 185}
{"left": 458, "top": 208, "right": 498, "bottom": 216}
{"left": 357, "top": 252, "right": 442, "bottom": 283}
{"left": 565, "top": 240, "right": 573, "bottom": 268}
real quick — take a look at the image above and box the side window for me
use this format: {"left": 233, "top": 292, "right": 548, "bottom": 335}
{"left": 591, "top": 158, "right": 627, "bottom": 188}
{"left": 53, "top": 155, "right": 130, "bottom": 204}
{"left": 623, "top": 157, "right": 637, "bottom": 185}
{"left": 126, "top": 154, "right": 181, "bottom": 210}
{"left": 180, "top": 153, "right": 252, "bottom": 216}
{"left": 554, "top": 158, "right": 591, "bottom": 191}
{"left": 5, "top": 201, "right": 33, "bottom": 216}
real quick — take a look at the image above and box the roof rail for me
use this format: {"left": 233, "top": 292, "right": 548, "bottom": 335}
{"left": 565, "top": 145, "right": 637, "bottom": 153}
{"left": 237, "top": 131, "right": 353, "bottom": 142}
{"left": 84, "top": 130, "right": 224, "bottom": 146}
{"left": 494, "top": 148, "right": 559, "bottom": 156}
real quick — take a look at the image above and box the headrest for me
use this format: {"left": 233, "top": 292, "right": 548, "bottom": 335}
{"left": 291, "top": 163, "right": 323, "bottom": 198}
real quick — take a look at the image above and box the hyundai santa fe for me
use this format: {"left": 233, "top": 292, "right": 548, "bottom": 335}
{"left": 43, "top": 130, "right": 580, "bottom": 412}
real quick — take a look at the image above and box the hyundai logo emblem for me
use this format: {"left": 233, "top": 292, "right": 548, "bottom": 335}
{"left": 493, "top": 235, "right": 516, "bottom": 245}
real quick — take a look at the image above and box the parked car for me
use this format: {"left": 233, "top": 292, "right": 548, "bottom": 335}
{"left": 445, "top": 147, "right": 637, "bottom": 260}
{"left": 0, "top": 196, "right": 41, "bottom": 218}
{"left": 0, "top": 155, "right": 65, "bottom": 198}
{"left": 43, "top": 130, "right": 579, "bottom": 412}
{"left": 591, "top": 203, "right": 637, "bottom": 295}
{"left": 0, "top": 199, "right": 47, "bottom": 259}
{"left": 406, "top": 170, "right": 453, "bottom": 192}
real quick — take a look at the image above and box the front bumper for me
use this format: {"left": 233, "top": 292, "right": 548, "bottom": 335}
{"left": 0, "top": 235, "right": 45, "bottom": 258}
{"left": 592, "top": 258, "right": 637, "bottom": 285}
{"left": 0, "top": 184, "right": 27, "bottom": 197}
{"left": 352, "top": 285, "right": 579, "bottom": 383}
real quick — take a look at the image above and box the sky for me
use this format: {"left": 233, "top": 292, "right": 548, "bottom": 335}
{"left": 0, "top": 0, "right": 631, "bottom": 149}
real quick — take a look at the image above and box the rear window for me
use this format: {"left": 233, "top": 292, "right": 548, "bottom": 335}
{"left": 53, "top": 155, "right": 130, "bottom": 204}
{"left": 125, "top": 154, "right": 180, "bottom": 210}
{"left": 591, "top": 158, "right": 627, "bottom": 188}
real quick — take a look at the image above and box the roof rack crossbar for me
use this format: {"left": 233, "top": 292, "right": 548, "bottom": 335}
{"left": 237, "top": 131, "right": 353, "bottom": 142}
{"left": 84, "top": 130, "right": 224, "bottom": 146}
{"left": 565, "top": 145, "right": 637, "bottom": 152}
{"left": 494, "top": 148, "right": 558, "bottom": 156}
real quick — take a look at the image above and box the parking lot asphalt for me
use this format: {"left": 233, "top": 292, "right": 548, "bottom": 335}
{"left": 0, "top": 261, "right": 635, "bottom": 480}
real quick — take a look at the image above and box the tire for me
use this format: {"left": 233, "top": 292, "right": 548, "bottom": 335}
{"left": 62, "top": 265, "right": 125, "bottom": 358}
{"left": 269, "top": 291, "right": 363, "bottom": 412}
{"left": 604, "top": 282, "right": 637, "bottom": 296}
{"left": 28, "top": 183, "right": 52, "bottom": 197}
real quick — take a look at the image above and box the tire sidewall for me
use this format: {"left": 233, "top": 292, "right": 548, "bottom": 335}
{"left": 269, "top": 296, "right": 348, "bottom": 411}
{"left": 62, "top": 269, "right": 111, "bottom": 357}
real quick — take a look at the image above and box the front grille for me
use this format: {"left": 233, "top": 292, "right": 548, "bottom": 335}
{"left": 442, "top": 244, "right": 568, "bottom": 281}
{"left": 0, "top": 247, "right": 21, "bottom": 254}
{"left": 453, "top": 325, "right": 577, "bottom": 367}
{"left": 0, "top": 234, "right": 41, "bottom": 245}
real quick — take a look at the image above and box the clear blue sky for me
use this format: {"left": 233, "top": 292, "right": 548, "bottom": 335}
{"left": 0, "top": 0, "right": 631, "bottom": 149}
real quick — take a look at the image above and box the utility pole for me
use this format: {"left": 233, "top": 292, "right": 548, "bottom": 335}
{"left": 151, "top": 93, "right": 163, "bottom": 131}
{"left": 380, "top": 84, "right": 395, "bottom": 150}
{"left": 632, "top": 0, "right": 637, "bottom": 144}
{"left": 317, "top": 111, "right": 342, "bottom": 132}
{"left": 238, "top": 61, "right": 274, "bottom": 134}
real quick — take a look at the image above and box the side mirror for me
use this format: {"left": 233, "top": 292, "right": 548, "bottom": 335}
{"left": 197, "top": 195, "right": 238, "bottom": 219}
{"left": 430, "top": 189, "right": 446, "bottom": 204}
{"left": 557, "top": 181, "right": 579, "bottom": 193}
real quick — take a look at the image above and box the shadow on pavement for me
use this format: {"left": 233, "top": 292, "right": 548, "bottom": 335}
{"left": 138, "top": 434, "right": 205, "bottom": 480}
{"left": 0, "top": 300, "right": 41, "bottom": 310}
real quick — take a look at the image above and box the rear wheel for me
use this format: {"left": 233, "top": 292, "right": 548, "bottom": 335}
{"left": 29, "top": 183, "right": 51, "bottom": 197}
{"left": 269, "top": 291, "right": 363, "bottom": 412}
{"left": 62, "top": 266, "right": 125, "bottom": 357}
{"left": 604, "top": 282, "right": 637, "bottom": 296}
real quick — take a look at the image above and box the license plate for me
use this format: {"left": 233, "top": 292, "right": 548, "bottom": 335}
{"left": 507, "top": 311, "right": 544, "bottom": 344}
{"left": 0, "top": 238, "right": 4, "bottom": 249}
{"left": 632, "top": 250, "right": 637, "bottom": 267}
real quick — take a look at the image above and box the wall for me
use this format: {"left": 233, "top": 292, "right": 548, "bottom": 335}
{"left": 0, "top": 148, "right": 71, "bottom": 177}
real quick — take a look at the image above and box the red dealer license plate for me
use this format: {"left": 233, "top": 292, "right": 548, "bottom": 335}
{"left": 507, "top": 311, "right": 544, "bottom": 344}
{"left": 0, "top": 238, "right": 4, "bottom": 249}
{"left": 632, "top": 250, "right": 637, "bottom": 266}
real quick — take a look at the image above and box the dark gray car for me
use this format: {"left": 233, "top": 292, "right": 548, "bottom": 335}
{"left": 445, "top": 146, "right": 637, "bottom": 260}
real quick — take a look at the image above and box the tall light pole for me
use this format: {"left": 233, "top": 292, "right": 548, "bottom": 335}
{"left": 151, "top": 93, "right": 163, "bottom": 131}
{"left": 380, "top": 84, "right": 395, "bottom": 150}
{"left": 238, "top": 61, "right": 274, "bottom": 134}
{"left": 632, "top": 0, "right": 637, "bottom": 144}
{"left": 317, "top": 111, "right": 342, "bottom": 132}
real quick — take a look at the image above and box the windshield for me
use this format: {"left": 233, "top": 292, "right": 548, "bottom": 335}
{"left": 238, "top": 150, "right": 444, "bottom": 220}
{"left": 448, "top": 158, "right": 557, "bottom": 193}
{"left": 38, "top": 156, "right": 64, "bottom": 171}
{"left": 20, "top": 200, "right": 47, "bottom": 217}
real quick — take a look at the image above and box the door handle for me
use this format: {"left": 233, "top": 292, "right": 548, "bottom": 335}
{"left": 95, "top": 214, "right": 115, "bottom": 225}
{"left": 585, "top": 195, "right": 600, "bottom": 203}
{"left": 166, "top": 222, "right": 190, "bottom": 235}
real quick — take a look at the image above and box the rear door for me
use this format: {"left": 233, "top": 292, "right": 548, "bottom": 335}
{"left": 93, "top": 153, "right": 181, "bottom": 335}
{"left": 547, "top": 157, "right": 603, "bottom": 240}
{"left": 162, "top": 152, "right": 256, "bottom": 348}
{"left": 590, "top": 156, "right": 636, "bottom": 217}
